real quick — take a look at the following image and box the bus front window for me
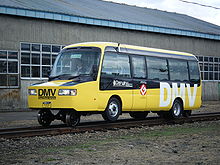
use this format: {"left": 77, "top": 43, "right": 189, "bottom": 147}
{"left": 50, "top": 48, "right": 101, "bottom": 80}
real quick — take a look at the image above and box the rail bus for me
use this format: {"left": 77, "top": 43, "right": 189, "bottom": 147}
{"left": 28, "top": 42, "right": 202, "bottom": 127}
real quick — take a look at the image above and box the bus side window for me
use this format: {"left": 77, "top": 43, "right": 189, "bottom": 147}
{"left": 146, "top": 56, "right": 168, "bottom": 80}
{"left": 117, "top": 54, "right": 131, "bottom": 78}
{"left": 131, "top": 56, "right": 146, "bottom": 79}
{"left": 101, "top": 52, "right": 131, "bottom": 78}
{"left": 188, "top": 61, "right": 200, "bottom": 83}
{"left": 101, "top": 52, "right": 118, "bottom": 76}
{"left": 168, "top": 59, "right": 189, "bottom": 81}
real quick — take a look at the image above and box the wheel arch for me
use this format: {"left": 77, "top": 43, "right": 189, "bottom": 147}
{"left": 102, "top": 95, "right": 122, "bottom": 121}
{"left": 172, "top": 97, "right": 184, "bottom": 110}
{"left": 109, "top": 95, "right": 122, "bottom": 113}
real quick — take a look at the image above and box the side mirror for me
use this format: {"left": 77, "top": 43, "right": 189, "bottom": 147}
{"left": 92, "top": 65, "right": 98, "bottom": 73}
{"left": 47, "top": 69, "right": 52, "bottom": 77}
{"left": 91, "top": 65, "right": 98, "bottom": 80}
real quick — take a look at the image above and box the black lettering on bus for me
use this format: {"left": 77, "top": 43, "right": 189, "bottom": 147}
{"left": 38, "top": 89, "right": 56, "bottom": 97}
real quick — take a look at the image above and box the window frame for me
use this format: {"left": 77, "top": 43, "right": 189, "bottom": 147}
{"left": 197, "top": 55, "right": 220, "bottom": 81}
{"left": 188, "top": 60, "right": 201, "bottom": 83}
{"left": 0, "top": 50, "right": 19, "bottom": 88}
{"left": 168, "top": 58, "right": 190, "bottom": 82}
{"left": 101, "top": 52, "right": 131, "bottom": 78}
{"left": 20, "top": 42, "right": 64, "bottom": 80}
{"left": 146, "top": 56, "right": 169, "bottom": 81}
{"left": 102, "top": 49, "right": 204, "bottom": 83}
{"left": 131, "top": 55, "right": 147, "bottom": 79}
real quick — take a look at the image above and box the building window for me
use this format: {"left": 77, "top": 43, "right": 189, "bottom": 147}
{"left": 20, "top": 43, "right": 64, "bottom": 79}
{"left": 197, "top": 55, "right": 220, "bottom": 81}
{"left": 0, "top": 50, "right": 19, "bottom": 88}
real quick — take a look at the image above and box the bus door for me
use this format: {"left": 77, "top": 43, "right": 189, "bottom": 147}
{"left": 145, "top": 56, "right": 169, "bottom": 110}
{"left": 132, "top": 79, "right": 147, "bottom": 110}
{"left": 131, "top": 56, "right": 147, "bottom": 110}
{"left": 99, "top": 52, "right": 133, "bottom": 110}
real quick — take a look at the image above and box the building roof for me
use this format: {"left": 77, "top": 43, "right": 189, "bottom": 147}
{"left": 0, "top": 0, "right": 220, "bottom": 40}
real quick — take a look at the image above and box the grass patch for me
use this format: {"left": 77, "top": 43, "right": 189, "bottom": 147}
{"left": 40, "top": 140, "right": 112, "bottom": 154}
{"left": 136, "top": 122, "right": 220, "bottom": 139}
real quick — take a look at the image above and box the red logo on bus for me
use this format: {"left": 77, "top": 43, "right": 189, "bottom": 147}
{"left": 140, "top": 84, "right": 147, "bottom": 95}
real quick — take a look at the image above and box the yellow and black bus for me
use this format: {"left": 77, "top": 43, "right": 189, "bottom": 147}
{"left": 28, "top": 42, "right": 202, "bottom": 127}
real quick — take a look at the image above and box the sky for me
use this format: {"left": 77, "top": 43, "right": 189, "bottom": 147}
{"left": 104, "top": 0, "right": 220, "bottom": 26}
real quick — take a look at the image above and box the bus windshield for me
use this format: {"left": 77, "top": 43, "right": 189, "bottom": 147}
{"left": 50, "top": 48, "right": 101, "bottom": 80}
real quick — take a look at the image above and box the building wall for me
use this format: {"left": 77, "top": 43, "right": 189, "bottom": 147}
{"left": 0, "top": 80, "right": 43, "bottom": 111}
{"left": 1, "top": 14, "right": 220, "bottom": 56}
{"left": 202, "top": 81, "right": 220, "bottom": 101}
{"left": 0, "top": 14, "right": 220, "bottom": 110}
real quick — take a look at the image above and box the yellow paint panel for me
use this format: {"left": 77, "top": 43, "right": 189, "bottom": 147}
{"left": 28, "top": 42, "right": 201, "bottom": 113}
{"left": 97, "top": 89, "right": 132, "bottom": 111}
{"left": 28, "top": 81, "right": 100, "bottom": 111}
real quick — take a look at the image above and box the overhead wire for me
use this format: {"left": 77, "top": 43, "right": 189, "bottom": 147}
{"left": 179, "top": 0, "right": 220, "bottom": 10}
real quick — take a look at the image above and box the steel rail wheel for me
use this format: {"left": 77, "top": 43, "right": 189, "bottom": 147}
{"left": 37, "top": 110, "right": 54, "bottom": 127}
{"left": 66, "top": 111, "right": 80, "bottom": 127}
{"left": 102, "top": 97, "right": 121, "bottom": 122}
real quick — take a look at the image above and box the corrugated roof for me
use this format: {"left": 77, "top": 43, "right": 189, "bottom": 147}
{"left": 1, "top": 0, "right": 220, "bottom": 37}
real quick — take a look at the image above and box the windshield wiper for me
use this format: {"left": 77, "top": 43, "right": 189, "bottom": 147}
{"left": 49, "top": 74, "right": 73, "bottom": 80}
{"left": 68, "top": 74, "right": 92, "bottom": 80}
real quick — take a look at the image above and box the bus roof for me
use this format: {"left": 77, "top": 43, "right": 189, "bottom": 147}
{"left": 64, "top": 42, "right": 195, "bottom": 58}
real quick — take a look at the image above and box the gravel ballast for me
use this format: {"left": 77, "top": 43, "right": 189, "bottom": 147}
{"left": 0, "top": 101, "right": 219, "bottom": 164}
{"left": 0, "top": 120, "right": 220, "bottom": 164}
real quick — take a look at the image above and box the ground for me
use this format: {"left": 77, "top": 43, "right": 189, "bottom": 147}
{"left": 0, "top": 101, "right": 219, "bottom": 165}
{"left": 0, "top": 101, "right": 219, "bottom": 128}
{"left": 0, "top": 121, "right": 219, "bottom": 165}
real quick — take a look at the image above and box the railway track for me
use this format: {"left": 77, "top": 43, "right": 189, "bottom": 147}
{"left": 0, "top": 112, "right": 220, "bottom": 139}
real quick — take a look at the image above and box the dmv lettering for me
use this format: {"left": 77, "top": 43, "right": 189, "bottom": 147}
{"left": 160, "top": 82, "right": 198, "bottom": 107}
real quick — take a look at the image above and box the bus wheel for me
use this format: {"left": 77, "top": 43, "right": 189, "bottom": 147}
{"left": 169, "top": 99, "right": 183, "bottom": 119}
{"left": 129, "top": 112, "right": 148, "bottom": 119}
{"left": 183, "top": 110, "right": 192, "bottom": 117}
{"left": 37, "top": 110, "right": 54, "bottom": 127}
{"left": 66, "top": 111, "right": 80, "bottom": 127}
{"left": 102, "top": 98, "right": 121, "bottom": 122}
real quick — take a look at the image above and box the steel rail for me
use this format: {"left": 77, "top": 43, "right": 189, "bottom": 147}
{"left": 0, "top": 112, "right": 220, "bottom": 139}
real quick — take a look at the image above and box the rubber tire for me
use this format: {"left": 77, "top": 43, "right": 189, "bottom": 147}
{"left": 66, "top": 111, "right": 80, "bottom": 127}
{"left": 183, "top": 110, "right": 192, "bottom": 118}
{"left": 168, "top": 99, "right": 183, "bottom": 119}
{"left": 102, "top": 98, "right": 121, "bottom": 122}
{"left": 37, "top": 110, "right": 54, "bottom": 127}
{"left": 129, "top": 112, "right": 148, "bottom": 119}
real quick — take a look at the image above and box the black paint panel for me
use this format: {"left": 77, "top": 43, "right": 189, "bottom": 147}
{"left": 100, "top": 76, "right": 133, "bottom": 90}
{"left": 100, "top": 76, "right": 200, "bottom": 91}
{"left": 100, "top": 46, "right": 200, "bottom": 91}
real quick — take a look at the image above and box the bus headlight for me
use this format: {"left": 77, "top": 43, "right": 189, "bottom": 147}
{"left": 58, "top": 89, "right": 77, "bottom": 96}
{"left": 28, "top": 89, "right": 37, "bottom": 95}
